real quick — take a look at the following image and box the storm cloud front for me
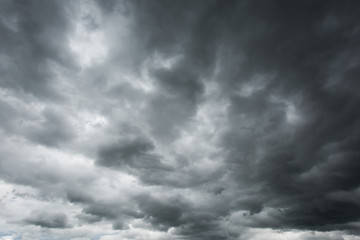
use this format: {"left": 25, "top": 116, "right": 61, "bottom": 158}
{"left": 1, "top": 0, "right": 360, "bottom": 239}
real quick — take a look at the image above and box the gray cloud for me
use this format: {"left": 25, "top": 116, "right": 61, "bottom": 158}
{"left": 26, "top": 108, "right": 75, "bottom": 147}
{"left": 1, "top": 0, "right": 360, "bottom": 239}
{"left": 96, "top": 136, "right": 172, "bottom": 172}
{"left": 212, "top": 0, "right": 360, "bottom": 233}
{"left": 24, "top": 212, "right": 71, "bottom": 229}
{"left": 0, "top": 0, "right": 78, "bottom": 100}
{"left": 146, "top": 63, "right": 204, "bottom": 141}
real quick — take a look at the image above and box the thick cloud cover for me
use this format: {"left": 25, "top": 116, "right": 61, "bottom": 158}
{"left": 1, "top": 0, "right": 360, "bottom": 239}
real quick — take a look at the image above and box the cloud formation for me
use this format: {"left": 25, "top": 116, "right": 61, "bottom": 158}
{"left": 1, "top": 0, "right": 360, "bottom": 239}
{"left": 24, "top": 212, "right": 71, "bottom": 229}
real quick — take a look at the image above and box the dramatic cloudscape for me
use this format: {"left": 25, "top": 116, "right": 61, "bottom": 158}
{"left": 1, "top": 0, "right": 360, "bottom": 239}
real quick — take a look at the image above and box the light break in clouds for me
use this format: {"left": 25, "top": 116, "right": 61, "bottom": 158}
{"left": 1, "top": 0, "right": 360, "bottom": 239}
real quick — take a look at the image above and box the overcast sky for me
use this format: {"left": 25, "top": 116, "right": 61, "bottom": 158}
{"left": 1, "top": 0, "right": 360, "bottom": 239}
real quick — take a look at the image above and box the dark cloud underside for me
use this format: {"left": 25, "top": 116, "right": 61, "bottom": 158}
{"left": 1, "top": 0, "right": 360, "bottom": 239}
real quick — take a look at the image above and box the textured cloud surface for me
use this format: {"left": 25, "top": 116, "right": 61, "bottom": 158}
{"left": 1, "top": 0, "right": 360, "bottom": 239}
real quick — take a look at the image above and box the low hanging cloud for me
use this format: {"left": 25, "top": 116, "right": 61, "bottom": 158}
{"left": 1, "top": 0, "right": 360, "bottom": 240}
{"left": 24, "top": 212, "right": 71, "bottom": 229}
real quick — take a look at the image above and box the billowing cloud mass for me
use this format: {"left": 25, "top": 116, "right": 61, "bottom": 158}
{"left": 1, "top": 0, "right": 360, "bottom": 239}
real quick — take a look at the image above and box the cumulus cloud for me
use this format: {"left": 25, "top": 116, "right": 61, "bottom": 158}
{"left": 24, "top": 212, "right": 71, "bottom": 229}
{"left": 1, "top": 0, "right": 360, "bottom": 239}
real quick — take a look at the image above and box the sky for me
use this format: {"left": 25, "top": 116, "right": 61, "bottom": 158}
{"left": 1, "top": 0, "right": 360, "bottom": 239}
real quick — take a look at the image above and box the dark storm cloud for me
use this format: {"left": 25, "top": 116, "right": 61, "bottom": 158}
{"left": 96, "top": 135, "right": 180, "bottom": 188}
{"left": 78, "top": 200, "right": 144, "bottom": 230}
{"left": 0, "top": 98, "right": 20, "bottom": 133}
{"left": 0, "top": 98, "right": 75, "bottom": 148}
{"left": 97, "top": 136, "right": 153, "bottom": 166}
{"left": 81, "top": 202, "right": 136, "bottom": 220}
{"left": 207, "top": 0, "right": 360, "bottom": 233}
{"left": 26, "top": 108, "right": 75, "bottom": 147}
{"left": 96, "top": 133, "right": 224, "bottom": 188}
{"left": 2, "top": 0, "right": 360, "bottom": 239}
{"left": 94, "top": 0, "right": 118, "bottom": 14}
{"left": 76, "top": 213, "right": 102, "bottom": 224}
{"left": 136, "top": 194, "right": 189, "bottom": 231}
{"left": 0, "top": 0, "right": 77, "bottom": 100}
{"left": 96, "top": 136, "right": 168, "bottom": 170}
{"left": 125, "top": 0, "right": 360, "bottom": 236}
{"left": 146, "top": 63, "right": 204, "bottom": 141}
{"left": 136, "top": 195, "right": 233, "bottom": 240}
{"left": 125, "top": 0, "right": 224, "bottom": 142}
{"left": 24, "top": 212, "right": 70, "bottom": 229}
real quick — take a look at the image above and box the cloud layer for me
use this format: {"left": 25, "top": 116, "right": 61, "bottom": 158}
{"left": 1, "top": 0, "right": 360, "bottom": 239}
